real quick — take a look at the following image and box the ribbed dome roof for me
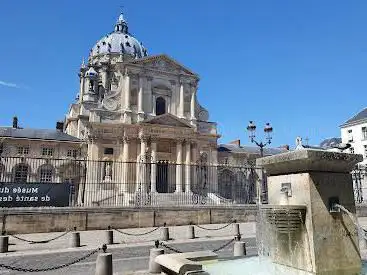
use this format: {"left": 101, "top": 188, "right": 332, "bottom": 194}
{"left": 91, "top": 13, "right": 148, "bottom": 59}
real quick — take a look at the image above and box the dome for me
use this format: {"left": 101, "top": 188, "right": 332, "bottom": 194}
{"left": 91, "top": 13, "right": 148, "bottom": 59}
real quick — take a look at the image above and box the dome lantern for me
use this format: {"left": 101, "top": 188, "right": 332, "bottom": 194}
{"left": 90, "top": 12, "right": 148, "bottom": 59}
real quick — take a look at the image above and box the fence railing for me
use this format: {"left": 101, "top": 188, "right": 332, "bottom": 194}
{"left": 0, "top": 156, "right": 261, "bottom": 208}
{"left": 1, "top": 156, "right": 366, "bottom": 207}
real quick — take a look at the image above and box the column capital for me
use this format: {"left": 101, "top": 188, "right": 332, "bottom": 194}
{"left": 176, "top": 137, "right": 185, "bottom": 144}
{"left": 122, "top": 136, "right": 131, "bottom": 143}
{"left": 146, "top": 76, "right": 153, "bottom": 82}
{"left": 169, "top": 80, "right": 176, "bottom": 86}
{"left": 150, "top": 135, "right": 159, "bottom": 143}
{"left": 139, "top": 134, "right": 150, "bottom": 143}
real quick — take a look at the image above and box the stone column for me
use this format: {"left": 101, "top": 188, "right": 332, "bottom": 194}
{"left": 190, "top": 84, "right": 197, "bottom": 123}
{"left": 78, "top": 71, "right": 85, "bottom": 103}
{"left": 179, "top": 80, "right": 185, "bottom": 118}
{"left": 137, "top": 75, "right": 144, "bottom": 121}
{"left": 210, "top": 144, "right": 218, "bottom": 193}
{"left": 121, "top": 136, "right": 130, "bottom": 193}
{"left": 175, "top": 139, "right": 183, "bottom": 192}
{"left": 136, "top": 135, "right": 148, "bottom": 193}
{"left": 124, "top": 71, "right": 132, "bottom": 123}
{"left": 191, "top": 142, "right": 198, "bottom": 192}
{"left": 169, "top": 80, "right": 177, "bottom": 116}
{"left": 152, "top": 94, "right": 156, "bottom": 115}
{"left": 185, "top": 141, "right": 191, "bottom": 193}
{"left": 147, "top": 76, "right": 153, "bottom": 117}
{"left": 84, "top": 138, "right": 100, "bottom": 205}
{"left": 150, "top": 140, "right": 157, "bottom": 193}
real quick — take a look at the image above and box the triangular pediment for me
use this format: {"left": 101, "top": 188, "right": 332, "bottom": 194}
{"left": 128, "top": 54, "right": 198, "bottom": 77}
{"left": 141, "top": 113, "right": 193, "bottom": 128}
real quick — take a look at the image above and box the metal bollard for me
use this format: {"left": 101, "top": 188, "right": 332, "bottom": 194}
{"left": 104, "top": 230, "right": 114, "bottom": 245}
{"left": 187, "top": 225, "right": 195, "bottom": 239}
{"left": 233, "top": 241, "right": 246, "bottom": 256}
{"left": 161, "top": 227, "right": 169, "bottom": 241}
{"left": 0, "top": 236, "right": 8, "bottom": 253}
{"left": 70, "top": 231, "right": 80, "bottom": 248}
{"left": 95, "top": 248, "right": 113, "bottom": 275}
{"left": 149, "top": 242, "right": 164, "bottom": 273}
{"left": 233, "top": 223, "right": 240, "bottom": 237}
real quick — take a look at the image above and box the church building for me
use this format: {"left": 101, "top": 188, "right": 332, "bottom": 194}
{"left": 65, "top": 13, "right": 220, "bottom": 205}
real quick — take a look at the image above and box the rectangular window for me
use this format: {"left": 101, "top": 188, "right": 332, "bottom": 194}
{"left": 350, "top": 147, "right": 355, "bottom": 154}
{"left": 348, "top": 129, "right": 353, "bottom": 142}
{"left": 362, "top": 127, "right": 367, "bottom": 140}
{"left": 67, "top": 149, "right": 78, "bottom": 158}
{"left": 364, "top": 145, "right": 367, "bottom": 158}
{"left": 17, "top": 146, "right": 29, "bottom": 155}
{"left": 40, "top": 169, "right": 53, "bottom": 183}
{"left": 42, "top": 147, "right": 54, "bottom": 156}
{"left": 104, "top": 148, "right": 114, "bottom": 155}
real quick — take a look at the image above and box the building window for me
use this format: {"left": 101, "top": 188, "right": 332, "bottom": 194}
{"left": 67, "top": 149, "right": 78, "bottom": 158}
{"left": 104, "top": 148, "right": 114, "bottom": 155}
{"left": 350, "top": 147, "right": 355, "bottom": 154}
{"left": 17, "top": 146, "right": 29, "bottom": 155}
{"left": 13, "top": 164, "right": 29, "bottom": 183}
{"left": 362, "top": 127, "right": 367, "bottom": 140}
{"left": 348, "top": 129, "right": 353, "bottom": 142}
{"left": 364, "top": 145, "right": 367, "bottom": 158}
{"left": 42, "top": 147, "right": 54, "bottom": 156}
{"left": 156, "top": 97, "right": 166, "bottom": 116}
{"left": 39, "top": 165, "right": 53, "bottom": 183}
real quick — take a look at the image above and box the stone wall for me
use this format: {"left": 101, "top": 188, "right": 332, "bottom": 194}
{"left": 1, "top": 204, "right": 366, "bottom": 234}
{"left": 0, "top": 205, "right": 258, "bottom": 234}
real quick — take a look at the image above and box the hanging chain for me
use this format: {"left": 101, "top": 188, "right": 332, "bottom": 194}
{"left": 114, "top": 226, "right": 159, "bottom": 236}
{"left": 9, "top": 230, "right": 70, "bottom": 244}
{"left": 0, "top": 247, "right": 101, "bottom": 272}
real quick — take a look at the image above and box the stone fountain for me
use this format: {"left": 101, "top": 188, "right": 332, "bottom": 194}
{"left": 257, "top": 149, "right": 363, "bottom": 275}
{"left": 154, "top": 148, "right": 364, "bottom": 275}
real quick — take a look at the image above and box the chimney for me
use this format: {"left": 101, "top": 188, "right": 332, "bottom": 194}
{"left": 56, "top": 121, "right": 64, "bottom": 132}
{"left": 229, "top": 139, "right": 241, "bottom": 147}
{"left": 12, "top": 116, "right": 18, "bottom": 129}
{"left": 278, "top": 144, "right": 290, "bottom": 151}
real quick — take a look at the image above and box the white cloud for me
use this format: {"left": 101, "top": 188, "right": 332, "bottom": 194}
{"left": 0, "top": 80, "right": 29, "bottom": 89}
{"left": 0, "top": 80, "right": 19, "bottom": 88}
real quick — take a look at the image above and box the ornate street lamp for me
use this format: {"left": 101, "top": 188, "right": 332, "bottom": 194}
{"left": 247, "top": 121, "right": 273, "bottom": 157}
{"left": 247, "top": 121, "right": 273, "bottom": 204}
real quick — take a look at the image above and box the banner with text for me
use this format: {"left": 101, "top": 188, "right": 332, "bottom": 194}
{"left": 0, "top": 183, "right": 71, "bottom": 207}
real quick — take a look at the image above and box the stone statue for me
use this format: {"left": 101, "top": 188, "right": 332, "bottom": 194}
{"left": 105, "top": 162, "right": 112, "bottom": 180}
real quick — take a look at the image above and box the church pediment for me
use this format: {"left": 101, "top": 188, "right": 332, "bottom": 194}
{"left": 128, "top": 54, "right": 197, "bottom": 77}
{"left": 141, "top": 114, "right": 193, "bottom": 128}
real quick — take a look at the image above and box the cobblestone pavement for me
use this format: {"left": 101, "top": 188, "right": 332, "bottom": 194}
{"left": 0, "top": 237, "right": 258, "bottom": 275}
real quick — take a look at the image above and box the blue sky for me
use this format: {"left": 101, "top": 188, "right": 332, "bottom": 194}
{"left": 0, "top": 0, "right": 366, "bottom": 148}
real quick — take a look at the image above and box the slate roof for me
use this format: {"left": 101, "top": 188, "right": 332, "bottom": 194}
{"left": 0, "top": 127, "right": 81, "bottom": 142}
{"left": 341, "top": 107, "right": 367, "bottom": 127}
{"left": 217, "top": 144, "right": 287, "bottom": 155}
{"left": 319, "top": 137, "right": 342, "bottom": 149}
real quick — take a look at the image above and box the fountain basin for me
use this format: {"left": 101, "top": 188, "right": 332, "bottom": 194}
{"left": 203, "top": 256, "right": 367, "bottom": 275}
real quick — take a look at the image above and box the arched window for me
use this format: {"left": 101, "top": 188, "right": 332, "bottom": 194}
{"left": 13, "top": 164, "right": 29, "bottom": 183}
{"left": 156, "top": 97, "right": 166, "bottom": 115}
{"left": 38, "top": 165, "right": 54, "bottom": 183}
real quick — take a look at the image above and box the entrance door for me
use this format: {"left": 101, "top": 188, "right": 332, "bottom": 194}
{"left": 156, "top": 161, "right": 168, "bottom": 193}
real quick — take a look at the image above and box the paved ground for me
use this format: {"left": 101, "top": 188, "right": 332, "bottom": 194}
{"left": 0, "top": 222, "right": 256, "bottom": 274}
{"left": 1, "top": 218, "right": 367, "bottom": 275}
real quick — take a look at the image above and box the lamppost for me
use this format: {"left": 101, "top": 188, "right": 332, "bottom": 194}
{"left": 247, "top": 121, "right": 273, "bottom": 203}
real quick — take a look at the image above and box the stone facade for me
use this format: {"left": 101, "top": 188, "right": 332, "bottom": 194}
{"left": 0, "top": 123, "right": 84, "bottom": 185}
{"left": 64, "top": 13, "right": 220, "bottom": 206}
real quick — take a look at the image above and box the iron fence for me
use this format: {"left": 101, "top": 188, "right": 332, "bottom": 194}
{"left": 1, "top": 156, "right": 366, "bottom": 207}
{"left": 0, "top": 156, "right": 260, "bottom": 208}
